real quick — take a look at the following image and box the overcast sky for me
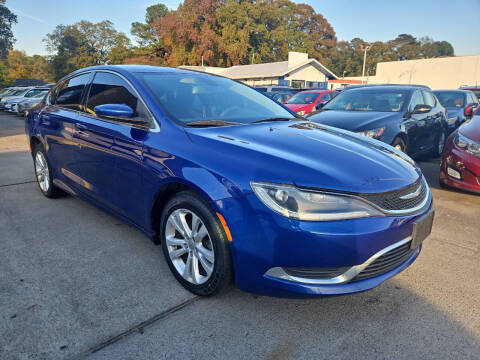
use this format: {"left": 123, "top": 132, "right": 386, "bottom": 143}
{"left": 9, "top": 0, "right": 480, "bottom": 57}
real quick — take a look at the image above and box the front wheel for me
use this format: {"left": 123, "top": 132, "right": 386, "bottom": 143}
{"left": 392, "top": 137, "right": 407, "bottom": 153}
{"left": 160, "top": 192, "right": 233, "bottom": 296}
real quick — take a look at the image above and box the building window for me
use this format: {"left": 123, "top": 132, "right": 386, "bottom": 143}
{"left": 291, "top": 80, "right": 305, "bottom": 89}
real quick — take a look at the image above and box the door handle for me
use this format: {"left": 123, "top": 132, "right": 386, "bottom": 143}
{"left": 75, "top": 123, "right": 88, "bottom": 131}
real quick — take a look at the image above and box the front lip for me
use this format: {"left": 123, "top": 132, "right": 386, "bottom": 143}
{"left": 265, "top": 235, "right": 414, "bottom": 285}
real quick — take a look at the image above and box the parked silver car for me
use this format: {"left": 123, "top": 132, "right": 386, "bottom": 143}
{"left": 15, "top": 89, "right": 50, "bottom": 115}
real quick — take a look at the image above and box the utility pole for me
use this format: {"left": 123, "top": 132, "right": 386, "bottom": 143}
{"left": 362, "top": 45, "right": 370, "bottom": 84}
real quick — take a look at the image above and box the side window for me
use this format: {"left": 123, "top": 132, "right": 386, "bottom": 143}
{"left": 422, "top": 91, "right": 436, "bottom": 107}
{"left": 409, "top": 90, "right": 425, "bottom": 111}
{"left": 86, "top": 72, "right": 149, "bottom": 121}
{"left": 55, "top": 73, "right": 91, "bottom": 111}
{"left": 320, "top": 93, "right": 331, "bottom": 102}
{"left": 468, "top": 92, "right": 478, "bottom": 105}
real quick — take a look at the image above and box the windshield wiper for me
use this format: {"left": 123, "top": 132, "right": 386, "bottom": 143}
{"left": 186, "top": 120, "right": 242, "bottom": 127}
{"left": 251, "top": 117, "right": 295, "bottom": 124}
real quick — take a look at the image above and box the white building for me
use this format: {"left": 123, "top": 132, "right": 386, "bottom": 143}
{"left": 179, "top": 52, "right": 338, "bottom": 88}
{"left": 368, "top": 55, "right": 480, "bottom": 89}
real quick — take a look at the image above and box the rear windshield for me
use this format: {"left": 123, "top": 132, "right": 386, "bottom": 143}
{"left": 323, "top": 89, "right": 408, "bottom": 112}
{"left": 134, "top": 72, "right": 294, "bottom": 125}
{"left": 472, "top": 90, "right": 480, "bottom": 99}
{"left": 434, "top": 92, "right": 465, "bottom": 107}
{"left": 286, "top": 92, "right": 319, "bottom": 105}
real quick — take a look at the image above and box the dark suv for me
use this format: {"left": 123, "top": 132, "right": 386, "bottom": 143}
{"left": 308, "top": 85, "right": 448, "bottom": 157}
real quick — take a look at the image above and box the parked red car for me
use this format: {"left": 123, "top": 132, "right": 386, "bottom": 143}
{"left": 440, "top": 113, "right": 480, "bottom": 193}
{"left": 285, "top": 90, "right": 338, "bottom": 116}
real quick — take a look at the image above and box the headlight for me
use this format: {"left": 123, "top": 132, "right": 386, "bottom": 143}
{"left": 455, "top": 133, "right": 480, "bottom": 158}
{"left": 296, "top": 111, "right": 306, "bottom": 116}
{"left": 357, "top": 127, "right": 385, "bottom": 138}
{"left": 251, "top": 182, "right": 383, "bottom": 221}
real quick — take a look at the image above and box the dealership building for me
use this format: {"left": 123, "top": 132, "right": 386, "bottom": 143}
{"left": 180, "top": 52, "right": 338, "bottom": 88}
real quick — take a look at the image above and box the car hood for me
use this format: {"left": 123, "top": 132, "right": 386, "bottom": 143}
{"left": 285, "top": 104, "right": 313, "bottom": 112}
{"left": 459, "top": 116, "right": 480, "bottom": 143}
{"left": 185, "top": 121, "right": 421, "bottom": 194}
{"left": 309, "top": 110, "right": 399, "bottom": 131}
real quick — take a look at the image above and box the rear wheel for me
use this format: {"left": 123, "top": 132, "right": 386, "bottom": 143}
{"left": 32, "top": 144, "right": 65, "bottom": 198}
{"left": 160, "top": 191, "right": 233, "bottom": 296}
{"left": 392, "top": 137, "right": 407, "bottom": 153}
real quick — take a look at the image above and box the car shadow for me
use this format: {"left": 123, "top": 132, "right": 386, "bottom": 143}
{"left": 92, "top": 278, "right": 480, "bottom": 359}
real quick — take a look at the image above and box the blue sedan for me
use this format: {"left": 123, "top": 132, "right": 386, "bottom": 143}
{"left": 25, "top": 66, "right": 433, "bottom": 297}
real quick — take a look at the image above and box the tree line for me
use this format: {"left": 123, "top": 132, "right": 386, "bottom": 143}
{"left": 0, "top": 0, "right": 455, "bottom": 84}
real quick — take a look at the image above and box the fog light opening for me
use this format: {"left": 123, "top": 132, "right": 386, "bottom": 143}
{"left": 447, "top": 166, "right": 462, "bottom": 180}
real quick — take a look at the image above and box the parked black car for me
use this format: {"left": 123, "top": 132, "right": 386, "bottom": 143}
{"left": 308, "top": 85, "right": 448, "bottom": 157}
{"left": 433, "top": 90, "right": 479, "bottom": 132}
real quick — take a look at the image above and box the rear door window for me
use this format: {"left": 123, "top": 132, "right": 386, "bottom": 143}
{"left": 55, "top": 73, "right": 91, "bottom": 111}
{"left": 86, "top": 72, "right": 150, "bottom": 122}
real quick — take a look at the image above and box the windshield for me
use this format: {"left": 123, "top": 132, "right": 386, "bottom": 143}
{"left": 135, "top": 72, "right": 294, "bottom": 125}
{"left": 434, "top": 92, "right": 465, "bottom": 108}
{"left": 323, "top": 88, "right": 408, "bottom": 112}
{"left": 286, "top": 92, "right": 319, "bottom": 104}
{"left": 25, "top": 89, "right": 48, "bottom": 98}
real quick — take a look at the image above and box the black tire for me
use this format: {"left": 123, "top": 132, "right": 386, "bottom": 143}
{"left": 432, "top": 129, "right": 446, "bottom": 157}
{"left": 392, "top": 137, "right": 407, "bottom": 153}
{"left": 160, "top": 191, "right": 233, "bottom": 296}
{"left": 32, "top": 144, "right": 65, "bottom": 198}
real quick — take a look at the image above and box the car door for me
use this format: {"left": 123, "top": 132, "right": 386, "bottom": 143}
{"left": 422, "top": 90, "right": 441, "bottom": 150}
{"left": 403, "top": 90, "right": 428, "bottom": 155}
{"left": 71, "top": 71, "right": 152, "bottom": 225}
{"left": 38, "top": 72, "right": 92, "bottom": 188}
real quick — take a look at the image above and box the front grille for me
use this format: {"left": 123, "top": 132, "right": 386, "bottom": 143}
{"left": 283, "top": 267, "right": 349, "bottom": 279}
{"left": 361, "top": 178, "right": 427, "bottom": 211}
{"left": 353, "top": 241, "right": 414, "bottom": 281}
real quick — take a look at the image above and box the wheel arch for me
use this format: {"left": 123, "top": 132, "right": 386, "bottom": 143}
{"left": 149, "top": 179, "right": 220, "bottom": 244}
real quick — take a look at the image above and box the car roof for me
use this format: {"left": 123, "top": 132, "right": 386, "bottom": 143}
{"left": 63, "top": 65, "right": 199, "bottom": 82}
{"left": 344, "top": 84, "right": 430, "bottom": 91}
{"left": 433, "top": 89, "right": 472, "bottom": 94}
{"left": 460, "top": 85, "right": 480, "bottom": 90}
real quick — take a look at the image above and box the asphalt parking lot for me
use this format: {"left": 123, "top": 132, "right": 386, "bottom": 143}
{"left": 0, "top": 112, "right": 479, "bottom": 360}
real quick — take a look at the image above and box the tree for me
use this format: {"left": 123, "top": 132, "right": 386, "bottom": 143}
{"left": 131, "top": 4, "right": 168, "bottom": 47}
{"left": 0, "top": 0, "right": 17, "bottom": 58}
{"left": 44, "top": 20, "right": 132, "bottom": 79}
{"left": 3, "top": 50, "right": 54, "bottom": 83}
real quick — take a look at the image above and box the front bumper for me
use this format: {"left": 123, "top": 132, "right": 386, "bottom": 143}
{"left": 215, "top": 192, "right": 433, "bottom": 298}
{"left": 440, "top": 138, "right": 480, "bottom": 193}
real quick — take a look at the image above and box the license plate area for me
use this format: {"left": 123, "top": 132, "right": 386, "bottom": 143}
{"left": 411, "top": 210, "right": 434, "bottom": 249}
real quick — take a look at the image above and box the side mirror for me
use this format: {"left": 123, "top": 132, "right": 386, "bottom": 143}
{"left": 316, "top": 102, "right": 325, "bottom": 110}
{"left": 464, "top": 104, "right": 475, "bottom": 117}
{"left": 94, "top": 104, "right": 134, "bottom": 119}
{"left": 412, "top": 104, "right": 432, "bottom": 114}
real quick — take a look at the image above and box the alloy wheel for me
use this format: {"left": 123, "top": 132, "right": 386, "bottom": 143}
{"left": 35, "top": 151, "right": 50, "bottom": 193}
{"left": 165, "top": 209, "right": 214, "bottom": 285}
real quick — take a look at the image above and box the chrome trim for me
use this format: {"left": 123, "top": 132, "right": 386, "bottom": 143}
{"left": 399, "top": 183, "right": 423, "bottom": 200}
{"left": 264, "top": 236, "right": 413, "bottom": 285}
